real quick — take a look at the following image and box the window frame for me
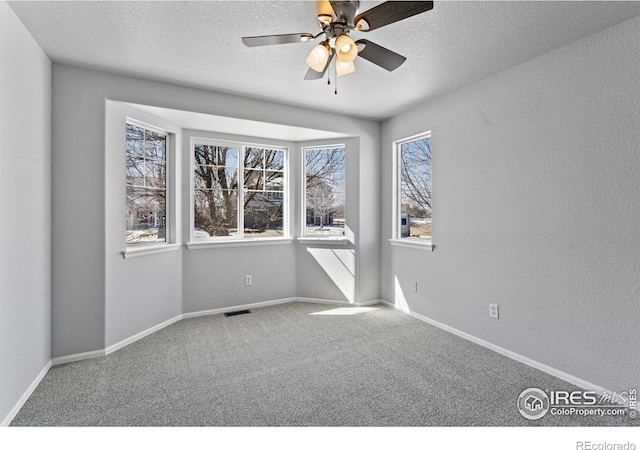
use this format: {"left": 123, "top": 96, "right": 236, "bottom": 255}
{"left": 189, "top": 137, "right": 289, "bottom": 244}
{"left": 125, "top": 119, "right": 171, "bottom": 249}
{"left": 390, "top": 131, "right": 433, "bottom": 251}
{"left": 301, "top": 144, "right": 347, "bottom": 241}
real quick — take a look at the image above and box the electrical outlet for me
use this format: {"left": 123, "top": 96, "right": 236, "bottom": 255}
{"left": 489, "top": 303, "right": 499, "bottom": 319}
{"left": 411, "top": 281, "right": 418, "bottom": 293}
{"left": 245, "top": 275, "right": 252, "bottom": 286}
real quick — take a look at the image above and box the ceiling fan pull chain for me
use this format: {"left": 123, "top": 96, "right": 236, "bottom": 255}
{"left": 334, "top": 58, "right": 338, "bottom": 95}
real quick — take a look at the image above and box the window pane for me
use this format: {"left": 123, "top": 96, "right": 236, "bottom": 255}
{"left": 243, "top": 147, "right": 286, "bottom": 238}
{"left": 243, "top": 192, "right": 283, "bottom": 238}
{"left": 399, "top": 136, "right": 431, "bottom": 241}
{"left": 265, "top": 149, "right": 284, "bottom": 171}
{"left": 126, "top": 186, "right": 166, "bottom": 245}
{"left": 245, "top": 148, "right": 263, "bottom": 169}
{"left": 219, "top": 147, "right": 238, "bottom": 168}
{"left": 194, "top": 143, "right": 286, "bottom": 240}
{"left": 126, "top": 124, "right": 144, "bottom": 156}
{"left": 221, "top": 166, "right": 237, "bottom": 188}
{"left": 194, "top": 167, "right": 213, "bottom": 190}
{"left": 194, "top": 188, "right": 238, "bottom": 237}
{"left": 264, "top": 171, "right": 284, "bottom": 192}
{"left": 126, "top": 123, "right": 167, "bottom": 247}
{"left": 304, "top": 147, "right": 345, "bottom": 237}
{"left": 145, "top": 161, "right": 166, "bottom": 188}
{"left": 145, "top": 129, "right": 166, "bottom": 159}
{"left": 193, "top": 144, "right": 240, "bottom": 238}
{"left": 194, "top": 144, "right": 214, "bottom": 165}
{"left": 126, "top": 156, "right": 144, "bottom": 185}
{"left": 244, "top": 169, "right": 263, "bottom": 191}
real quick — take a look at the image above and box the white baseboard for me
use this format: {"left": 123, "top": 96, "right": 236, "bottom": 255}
{"left": 296, "top": 297, "right": 349, "bottom": 306}
{"left": 51, "top": 349, "right": 105, "bottom": 366}
{"left": 105, "top": 314, "right": 183, "bottom": 355}
{"left": 296, "top": 297, "right": 383, "bottom": 307}
{"left": 1, "top": 360, "right": 51, "bottom": 427}
{"left": 354, "top": 298, "right": 385, "bottom": 307}
{"left": 54, "top": 297, "right": 384, "bottom": 364}
{"left": 182, "top": 297, "right": 296, "bottom": 319}
{"left": 182, "top": 297, "right": 382, "bottom": 319}
{"left": 380, "top": 300, "right": 632, "bottom": 407}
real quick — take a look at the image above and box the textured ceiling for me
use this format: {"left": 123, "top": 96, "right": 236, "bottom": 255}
{"left": 8, "top": 0, "right": 640, "bottom": 120}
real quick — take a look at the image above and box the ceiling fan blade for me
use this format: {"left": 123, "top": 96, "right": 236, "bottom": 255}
{"left": 242, "top": 33, "right": 314, "bottom": 47}
{"left": 355, "top": 39, "right": 406, "bottom": 71}
{"left": 305, "top": 51, "right": 335, "bottom": 80}
{"left": 354, "top": 1, "right": 433, "bottom": 32}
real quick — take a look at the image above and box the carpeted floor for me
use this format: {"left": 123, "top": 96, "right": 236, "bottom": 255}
{"left": 9, "top": 302, "right": 636, "bottom": 426}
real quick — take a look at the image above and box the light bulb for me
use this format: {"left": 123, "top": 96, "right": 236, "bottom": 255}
{"left": 306, "top": 43, "right": 330, "bottom": 72}
{"left": 335, "top": 34, "right": 357, "bottom": 63}
{"left": 336, "top": 60, "right": 355, "bottom": 76}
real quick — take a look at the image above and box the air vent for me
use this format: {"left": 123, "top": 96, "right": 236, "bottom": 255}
{"left": 224, "top": 309, "right": 251, "bottom": 317}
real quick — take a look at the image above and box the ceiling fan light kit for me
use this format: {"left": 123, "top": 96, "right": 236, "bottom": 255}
{"left": 335, "top": 34, "right": 358, "bottom": 63}
{"left": 242, "top": 1, "right": 434, "bottom": 92}
{"left": 306, "top": 42, "right": 331, "bottom": 72}
{"left": 336, "top": 59, "right": 356, "bottom": 76}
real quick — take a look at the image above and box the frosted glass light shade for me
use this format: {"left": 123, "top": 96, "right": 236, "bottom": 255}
{"left": 306, "top": 43, "right": 330, "bottom": 72}
{"left": 335, "top": 34, "right": 358, "bottom": 63}
{"left": 336, "top": 60, "right": 355, "bottom": 76}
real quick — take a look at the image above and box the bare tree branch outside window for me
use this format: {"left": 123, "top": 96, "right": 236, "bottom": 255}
{"left": 305, "top": 147, "right": 345, "bottom": 237}
{"left": 126, "top": 123, "right": 167, "bottom": 246}
{"left": 194, "top": 145, "right": 239, "bottom": 237}
{"left": 193, "top": 144, "right": 285, "bottom": 238}
{"left": 399, "top": 136, "right": 432, "bottom": 240}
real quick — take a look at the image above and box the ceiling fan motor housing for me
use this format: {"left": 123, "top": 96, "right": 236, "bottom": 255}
{"left": 329, "top": 0, "right": 360, "bottom": 26}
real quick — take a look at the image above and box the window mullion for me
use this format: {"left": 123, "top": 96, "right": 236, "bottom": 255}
{"left": 238, "top": 146, "right": 245, "bottom": 238}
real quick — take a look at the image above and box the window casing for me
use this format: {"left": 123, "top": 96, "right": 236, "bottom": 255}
{"left": 303, "top": 146, "right": 346, "bottom": 237}
{"left": 126, "top": 122, "right": 168, "bottom": 247}
{"left": 193, "top": 139, "right": 287, "bottom": 240}
{"left": 394, "top": 132, "right": 432, "bottom": 246}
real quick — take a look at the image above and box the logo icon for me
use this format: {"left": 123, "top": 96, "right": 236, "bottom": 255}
{"left": 517, "top": 388, "right": 550, "bottom": 420}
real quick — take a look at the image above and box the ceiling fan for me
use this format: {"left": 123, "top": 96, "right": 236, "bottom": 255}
{"left": 241, "top": 1, "right": 434, "bottom": 89}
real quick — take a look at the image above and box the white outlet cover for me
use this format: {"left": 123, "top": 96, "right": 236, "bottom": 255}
{"left": 489, "top": 303, "right": 499, "bottom": 319}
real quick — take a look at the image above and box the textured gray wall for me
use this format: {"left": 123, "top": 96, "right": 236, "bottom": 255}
{"left": 0, "top": 1, "right": 51, "bottom": 425}
{"left": 295, "top": 138, "right": 360, "bottom": 302}
{"left": 180, "top": 128, "right": 298, "bottom": 314}
{"left": 50, "top": 64, "right": 381, "bottom": 359}
{"left": 104, "top": 103, "right": 183, "bottom": 348}
{"left": 380, "top": 16, "right": 640, "bottom": 392}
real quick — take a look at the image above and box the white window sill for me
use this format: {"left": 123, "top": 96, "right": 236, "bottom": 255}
{"left": 122, "top": 243, "right": 182, "bottom": 259}
{"left": 186, "top": 238, "right": 293, "bottom": 250}
{"left": 297, "top": 237, "right": 349, "bottom": 245}
{"left": 388, "top": 239, "right": 434, "bottom": 251}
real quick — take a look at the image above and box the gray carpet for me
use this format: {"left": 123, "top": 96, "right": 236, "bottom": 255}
{"left": 10, "top": 302, "right": 636, "bottom": 426}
